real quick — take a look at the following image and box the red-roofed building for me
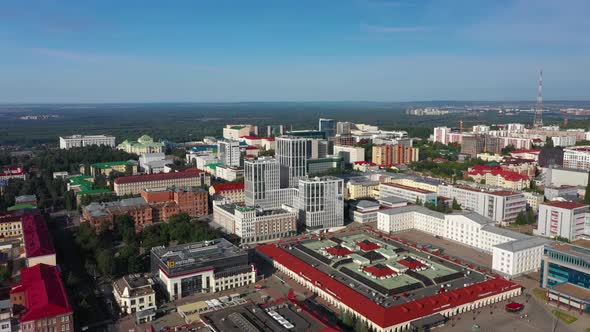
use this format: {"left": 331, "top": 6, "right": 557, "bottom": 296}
{"left": 0, "top": 166, "right": 26, "bottom": 181}
{"left": 114, "top": 170, "right": 210, "bottom": 196}
{"left": 363, "top": 265, "right": 396, "bottom": 278}
{"left": 257, "top": 243, "right": 522, "bottom": 332}
{"left": 357, "top": 240, "right": 381, "bottom": 251}
{"left": 325, "top": 246, "right": 353, "bottom": 257}
{"left": 21, "top": 214, "right": 56, "bottom": 267}
{"left": 536, "top": 201, "right": 590, "bottom": 241}
{"left": 353, "top": 161, "right": 379, "bottom": 172}
{"left": 10, "top": 264, "right": 73, "bottom": 332}
{"left": 398, "top": 258, "right": 428, "bottom": 270}
{"left": 209, "top": 182, "right": 245, "bottom": 203}
{"left": 467, "top": 165, "right": 530, "bottom": 190}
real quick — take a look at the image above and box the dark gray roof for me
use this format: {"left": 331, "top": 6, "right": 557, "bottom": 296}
{"left": 377, "top": 205, "right": 445, "bottom": 219}
{"left": 494, "top": 237, "right": 549, "bottom": 252}
{"left": 378, "top": 196, "right": 409, "bottom": 205}
{"left": 352, "top": 200, "right": 380, "bottom": 209}
{"left": 481, "top": 225, "right": 529, "bottom": 240}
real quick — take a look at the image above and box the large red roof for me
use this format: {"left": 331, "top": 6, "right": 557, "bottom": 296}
{"left": 211, "top": 182, "right": 245, "bottom": 192}
{"left": 12, "top": 264, "right": 72, "bottom": 322}
{"left": 542, "top": 201, "right": 588, "bottom": 210}
{"left": 467, "top": 165, "right": 529, "bottom": 182}
{"left": 114, "top": 170, "right": 204, "bottom": 184}
{"left": 257, "top": 243, "right": 520, "bottom": 328}
{"left": 22, "top": 214, "right": 55, "bottom": 258}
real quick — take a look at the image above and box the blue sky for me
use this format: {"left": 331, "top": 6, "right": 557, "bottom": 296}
{"left": 1, "top": 0, "right": 589, "bottom": 103}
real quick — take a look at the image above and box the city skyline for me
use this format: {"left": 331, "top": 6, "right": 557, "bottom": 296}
{"left": 1, "top": 0, "right": 590, "bottom": 103}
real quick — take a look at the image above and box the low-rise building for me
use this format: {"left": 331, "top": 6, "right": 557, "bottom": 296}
{"left": 377, "top": 206, "right": 547, "bottom": 277}
{"left": 150, "top": 239, "right": 256, "bottom": 301}
{"left": 90, "top": 161, "right": 138, "bottom": 177}
{"left": 535, "top": 201, "right": 590, "bottom": 241}
{"left": 215, "top": 165, "right": 244, "bottom": 182}
{"left": 0, "top": 213, "right": 23, "bottom": 238}
{"left": 352, "top": 161, "right": 379, "bottom": 172}
{"left": 0, "top": 300, "right": 12, "bottom": 332}
{"left": 59, "top": 134, "right": 115, "bottom": 149}
{"left": 209, "top": 182, "right": 245, "bottom": 203}
{"left": 540, "top": 243, "right": 590, "bottom": 312}
{"left": 22, "top": 214, "right": 56, "bottom": 267}
{"left": 117, "top": 135, "right": 165, "bottom": 155}
{"left": 10, "top": 264, "right": 73, "bottom": 332}
{"left": 114, "top": 170, "right": 210, "bottom": 196}
{"left": 333, "top": 145, "right": 365, "bottom": 164}
{"left": 346, "top": 178, "right": 379, "bottom": 200}
{"left": 544, "top": 185, "right": 579, "bottom": 201}
{"left": 0, "top": 167, "right": 26, "bottom": 181}
{"left": 522, "top": 191, "right": 544, "bottom": 212}
{"left": 379, "top": 183, "right": 437, "bottom": 205}
{"left": 213, "top": 203, "right": 297, "bottom": 244}
{"left": 141, "top": 186, "right": 209, "bottom": 217}
{"left": 113, "top": 274, "right": 156, "bottom": 322}
{"left": 348, "top": 200, "right": 384, "bottom": 223}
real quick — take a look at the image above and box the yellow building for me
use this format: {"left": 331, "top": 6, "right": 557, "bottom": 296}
{"left": 117, "top": 135, "right": 164, "bottom": 155}
{"left": 346, "top": 179, "right": 379, "bottom": 200}
{"left": 0, "top": 215, "right": 22, "bottom": 238}
{"left": 90, "top": 161, "right": 138, "bottom": 177}
{"left": 387, "top": 178, "right": 439, "bottom": 193}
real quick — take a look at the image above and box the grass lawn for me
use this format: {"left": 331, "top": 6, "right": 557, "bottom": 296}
{"left": 552, "top": 310, "right": 578, "bottom": 324}
{"left": 532, "top": 288, "right": 548, "bottom": 302}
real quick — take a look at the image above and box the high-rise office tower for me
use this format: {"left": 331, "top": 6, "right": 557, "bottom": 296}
{"left": 319, "top": 118, "right": 336, "bottom": 138}
{"left": 218, "top": 140, "right": 241, "bottom": 167}
{"left": 277, "top": 137, "right": 309, "bottom": 188}
{"left": 297, "top": 176, "right": 344, "bottom": 229}
{"left": 244, "top": 157, "right": 297, "bottom": 209}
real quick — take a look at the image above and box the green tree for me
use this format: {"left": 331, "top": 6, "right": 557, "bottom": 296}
{"left": 452, "top": 198, "right": 462, "bottom": 210}
{"left": 545, "top": 137, "right": 554, "bottom": 148}
{"left": 585, "top": 172, "right": 590, "bottom": 204}
{"left": 0, "top": 266, "right": 11, "bottom": 282}
{"left": 96, "top": 249, "right": 115, "bottom": 278}
{"left": 515, "top": 212, "right": 527, "bottom": 225}
{"left": 340, "top": 309, "right": 354, "bottom": 327}
{"left": 114, "top": 215, "right": 136, "bottom": 244}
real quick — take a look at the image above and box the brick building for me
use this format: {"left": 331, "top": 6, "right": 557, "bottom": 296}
{"left": 10, "top": 264, "right": 73, "bottom": 332}
{"left": 113, "top": 169, "right": 210, "bottom": 196}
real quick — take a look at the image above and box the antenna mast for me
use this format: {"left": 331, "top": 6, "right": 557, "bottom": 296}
{"left": 533, "top": 69, "right": 543, "bottom": 128}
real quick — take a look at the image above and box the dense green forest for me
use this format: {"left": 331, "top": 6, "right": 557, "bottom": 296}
{"left": 0, "top": 102, "right": 570, "bottom": 147}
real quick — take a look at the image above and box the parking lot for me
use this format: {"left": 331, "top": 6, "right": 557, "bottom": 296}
{"left": 393, "top": 229, "right": 493, "bottom": 268}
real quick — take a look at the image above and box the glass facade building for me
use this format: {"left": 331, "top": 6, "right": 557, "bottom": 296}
{"left": 540, "top": 244, "right": 590, "bottom": 313}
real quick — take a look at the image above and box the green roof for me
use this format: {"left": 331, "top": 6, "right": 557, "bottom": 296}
{"left": 230, "top": 126, "right": 245, "bottom": 130}
{"left": 205, "top": 162, "right": 223, "bottom": 169}
{"left": 7, "top": 204, "right": 37, "bottom": 211}
{"left": 91, "top": 161, "right": 134, "bottom": 169}
{"left": 78, "top": 188, "right": 112, "bottom": 196}
{"left": 68, "top": 175, "right": 93, "bottom": 186}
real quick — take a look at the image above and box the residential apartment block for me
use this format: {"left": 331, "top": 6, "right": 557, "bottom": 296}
{"left": 297, "top": 176, "right": 344, "bottom": 229}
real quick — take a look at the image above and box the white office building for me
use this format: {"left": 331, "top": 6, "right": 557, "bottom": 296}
{"left": 563, "top": 146, "right": 590, "bottom": 170}
{"left": 535, "top": 201, "right": 590, "bottom": 241}
{"left": 377, "top": 206, "right": 547, "bottom": 277}
{"left": 244, "top": 157, "right": 296, "bottom": 209}
{"left": 379, "top": 183, "right": 437, "bottom": 205}
{"left": 438, "top": 185, "right": 526, "bottom": 225}
{"left": 218, "top": 140, "right": 241, "bottom": 167}
{"left": 297, "top": 176, "right": 344, "bottom": 229}
{"left": 333, "top": 145, "right": 365, "bottom": 164}
{"left": 59, "top": 134, "right": 116, "bottom": 149}
{"left": 551, "top": 136, "right": 576, "bottom": 147}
